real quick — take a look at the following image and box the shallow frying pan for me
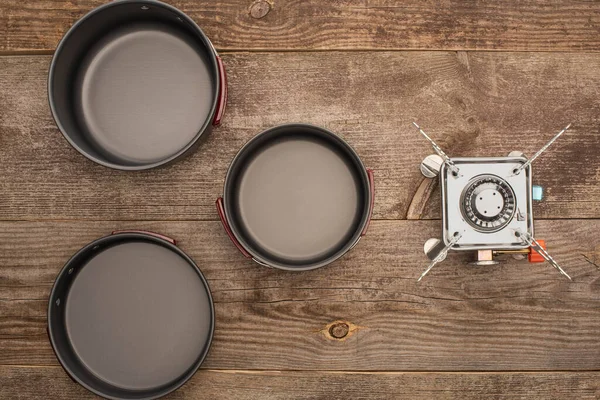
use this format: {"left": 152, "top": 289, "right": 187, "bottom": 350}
{"left": 217, "top": 124, "right": 375, "bottom": 271}
{"left": 48, "top": 231, "right": 214, "bottom": 400}
{"left": 48, "top": 0, "right": 227, "bottom": 170}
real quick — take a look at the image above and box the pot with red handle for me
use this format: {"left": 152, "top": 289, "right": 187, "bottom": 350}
{"left": 217, "top": 124, "right": 375, "bottom": 271}
{"left": 47, "top": 230, "right": 214, "bottom": 399}
{"left": 48, "top": 0, "right": 227, "bottom": 170}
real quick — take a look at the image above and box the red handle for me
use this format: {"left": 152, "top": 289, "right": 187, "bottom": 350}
{"left": 111, "top": 230, "right": 176, "bottom": 246}
{"left": 361, "top": 168, "right": 375, "bottom": 236}
{"left": 216, "top": 197, "right": 251, "bottom": 258}
{"left": 212, "top": 56, "right": 227, "bottom": 126}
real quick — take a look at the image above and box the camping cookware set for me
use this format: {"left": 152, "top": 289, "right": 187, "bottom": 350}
{"left": 45, "top": 1, "right": 574, "bottom": 398}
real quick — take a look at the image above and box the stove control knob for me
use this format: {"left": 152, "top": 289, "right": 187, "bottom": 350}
{"left": 424, "top": 238, "right": 447, "bottom": 261}
{"left": 420, "top": 155, "right": 444, "bottom": 178}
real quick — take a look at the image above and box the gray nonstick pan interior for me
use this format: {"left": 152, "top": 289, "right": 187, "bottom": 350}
{"left": 223, "top": 124, "right": 371, "bottom": 270}
{"left": 48, "top": 234, "right": 214, "bottom": 399}
{"left": 49, "top": 1, "right": 219, "bottom": 169}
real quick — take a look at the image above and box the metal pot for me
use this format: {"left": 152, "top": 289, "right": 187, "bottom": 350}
{"left": 47, "top": 230, "right": 214, "bottom": 399}
{"left": 48, "top": 0, "right": 227, "bottom": 170}
{"left": 217, "top": 124, "right": 374, "bottom": 271}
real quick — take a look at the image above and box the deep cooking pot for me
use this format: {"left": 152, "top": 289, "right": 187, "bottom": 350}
{"left": 47, "top": 230, "right": 214, "bottom": 399}
{"left": 217, "top": 124, "right": 375, "bottom": 271}
{"left": 48, "top": 0, "right": 227, "bottom": 170}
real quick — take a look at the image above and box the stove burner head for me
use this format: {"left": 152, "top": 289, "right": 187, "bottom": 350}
{"left": 460, "top": 174, "right": 516, "bottom": 233}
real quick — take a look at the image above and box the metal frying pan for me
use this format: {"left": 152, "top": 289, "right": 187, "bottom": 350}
{"left": 47, "top": 231, "right": 214, "bottom": 400}
{"left": 48, "top": 0, "right": 227, "bottom": 170}
{"left": 217, "top": 124, "right": 375, "bottom": 271}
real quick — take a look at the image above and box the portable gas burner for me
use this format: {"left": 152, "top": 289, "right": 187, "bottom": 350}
{"left": 414, "top": 122, "right": 572, "bottom": 281}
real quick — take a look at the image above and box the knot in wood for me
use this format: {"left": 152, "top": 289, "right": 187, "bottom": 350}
{"left": 329, "top": 322, "right": 350, "bottom": 339}
{"left": 250, "top": 1, "right": 271, "bottom": 19}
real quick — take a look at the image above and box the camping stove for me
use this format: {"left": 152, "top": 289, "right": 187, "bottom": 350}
{"left": 414, "top": 122, "right": 572, "bottom": 281}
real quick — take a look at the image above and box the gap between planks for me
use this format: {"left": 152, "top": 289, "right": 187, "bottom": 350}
{"left": 0, "top": 218, "right": 599, "bottom": 222}
{"left": 3, "top": 365, "right": 600, "bottom": 375}
{"left": 3, "top": 49, "right": 600, "bottom": 57}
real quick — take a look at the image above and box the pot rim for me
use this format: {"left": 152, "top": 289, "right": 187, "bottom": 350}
{"left": 47, "top": 0, "right": 220, "bottom": 171}
{"left": 47, "top": 231, "right": 215, "bottom": 400}
{"left": 222, "top": 123, "right": 373, "bottom": 271}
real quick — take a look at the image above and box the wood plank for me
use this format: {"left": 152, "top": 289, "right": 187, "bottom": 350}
{"left": 1, "top": 220, "right": 599, "bottom": 370}
{"left": 2, "top": 367, "right": 600, "bottom": 400}
{"left": 1, "top": 1, "right": 600, "bottom": 52}
{"left": 1, "top": 52, "right": 599, "bottom": 221}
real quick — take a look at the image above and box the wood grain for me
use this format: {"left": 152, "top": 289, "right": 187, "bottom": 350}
{"left": 2, "top": 367, "right": 600, "bottom": 400}
{"left": 1, "top": 0, "right": 599, "bottom": 397}
{"left": 1, "top": 52, "right": 599, "bottom": 221}
{"left": 1, "top": 220, "right": 599, "bottom": 370}
{"left": 1, "top": 0, "right": 600, "bottom": 53}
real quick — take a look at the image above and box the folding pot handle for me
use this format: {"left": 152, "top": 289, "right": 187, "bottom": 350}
{"left": 111, "top": 230, "right": 176, "bottom": 246}
{"left": 212, "top": 56, "right": 227, "bottom": 127}
{"left": 361, "top": 168, "right": 375, "bottom": 236}
{"left": 216, "top": 197, "right": 251, "bottom": 258}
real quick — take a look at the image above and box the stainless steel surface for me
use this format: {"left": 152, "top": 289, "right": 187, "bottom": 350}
{"left": 516, "top": 230, "right": 572, "bottom": 280}
{"left": 420, "top": 154, "right": 444, "bottom": 178}
{"left": 513, "top": 123, "right": 572, "bottom": 175}
{"left": 441, "top": 157, "right": 533, "bottom": 250}
{"left": 412, "top": 122, "right": 460, "bottom": 175}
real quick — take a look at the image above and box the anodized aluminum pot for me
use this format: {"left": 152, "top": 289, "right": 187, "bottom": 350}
{"left": 47, "top": 230, "right": 214, "bottom": 400}
{"left": 48, "top": 0, "right": 227, "bottom": 170}
{"left": 217, "top": 124, "right": 375, "bottom": 271}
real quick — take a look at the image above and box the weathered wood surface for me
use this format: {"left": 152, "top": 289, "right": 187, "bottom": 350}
{"left": 1, "top": 1, "right": 600, "bottom": 397}
{"left": 1, "top": 0, "right": 600, "bottom": 53}
{"left": 1, "top": 52, "right": 599, "bottom": 221}
{"left": 1, "top": 220, "right": 599, "bottom": 370}
{"left": 2, "top": 367, "right": 600, "bottom": 400}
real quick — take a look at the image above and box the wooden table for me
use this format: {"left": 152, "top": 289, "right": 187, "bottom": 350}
{"left": 1, "top": 1, "right": 600, "bottom": 398}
